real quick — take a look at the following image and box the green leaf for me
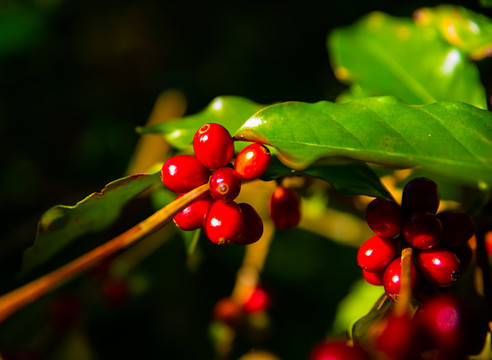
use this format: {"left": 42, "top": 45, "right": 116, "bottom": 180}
{"left": 235, "top": 97, "right": 492, "bottom": 187}
{"left": 262, "top": 156, "right": 391, "bottom": 198}
{"left": 21, "top": 172, "right": 161, "bottom": 276}
{"left": 137, "top": 96, "right": 265, "bottom": 149}
{"left": 480, "top": 0, "right": 492, "bottom": 8}
{"left": 413, "top": 5, "right": 492, "bottom": 60}
{"left": 352, "top": 293, "right": 393, "bottom": 343}
{"left": 328, "top": 11, "right": 487, "bottom": 109}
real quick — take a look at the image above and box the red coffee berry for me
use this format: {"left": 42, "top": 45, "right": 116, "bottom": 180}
{"left": 234, "top": 143, "right": 271, "bottom": 180}
{"left": 193, "top": 123, "right": 235, "bottom": 169}
{"left": 173, "top": 195, "right": 214, "bottom": 231}
{"left": 357, "top": 235, "right": 398, "bottom": 272}
{"left": 235, "top": 203, "right": 263, "bottom": 245}
{"left": 415, "top": 247, "right": 461, "bottom": 287}
{"left": 269, "top": 186, "right": 301, "bottom": 230}
{"left": 401, "top": 177, "right": 440, "bottom": 215}
{"left": 376, "top": 313, "right": 418, "bottom": 360}
{"left": 213, "top": 297, "right": 243, "bottom": 327}
{"left": 361, "top": 268, "right": 384, "bottom": 286}
{"left": 365, "top": 197, "right": 402, "bottom": 237}
{"left": 413, "top": 294, "right": 489, "bottom": 356}
{"left": 383, "top": 257, "right": 419, "bottom": 301}
{"left": 437, "top": 210, "right": 474, "bottom": 247}
{"left": 161, "top": 154, "right": 210, "bottom": 193}
{"left": 402, "top": 212, "right": 443, "bottom": 249}
{"left": 203, "top": 201, "right": 243, "bottom": 245}
{"left": 209, "top": 167, "right": 241, "bottom": 201}
{"left": 242, "top": 287, "right": 271, "bottom": 314}
{"left": 309, "top": 340, "right": 371, "bottom": 360}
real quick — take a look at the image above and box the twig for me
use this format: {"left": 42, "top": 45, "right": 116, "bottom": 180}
{"left": 396, "top": 247, "right": 413, "bottom": 316}
{"left": 0, "top": 183, "right": 210, "bottom": 323}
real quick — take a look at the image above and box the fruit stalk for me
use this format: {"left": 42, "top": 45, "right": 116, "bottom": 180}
{"left": 396, "top": 246, "right": 413, "bottom": 316}
{"left": 0, "top": 182, "right": 210, "bottom": 323}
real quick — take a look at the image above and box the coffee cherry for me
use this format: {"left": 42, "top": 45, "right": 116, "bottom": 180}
{"left": 365, "top": 197, "right": 402, "bottom": 237}
{"left": 269, "top": 186, "right": 301, "bottom": 230}
{"left": 309, "top": 340, "right": 370, "bottom": 360}
{"left": 242, "top": 287, "right": 271, "bottom": 314}
{"left": 234, "top": 143, "right": 271, "bottom": 180}
{"left": 383, "top": 257, "right": 419, "bottom": 301}
{"left": 413, "top": 294, "right": 489, "bottom": 355}
{"left": 357, "top": 235, "right": 398, "bottom": 272}
{"left": 203, "top": 201, "right": 243, "bottom": 245}
{"left": 209, "top": 167, "right": 241, "bottom": 201}
{"left": 437, "top": 210, "right": 474, "bottom": 247}
{"left": 213, "top": 297, "right": 243, "bottom": 327}
{"left": 401, "top": 177, "right": 440, "bottom": 215}
{"left": 161, "top": 154, "right": 210, "bottom": 193}
{"left": 376, "top": 313, "right": 417, "bottom": 360}
{"left": 235, "top": 203, "right": 263, "bottom": 245}
{"left": 173, "top": 195, "right": 214, "bottom": 231}
{"left": 193, "top": 123, "right": 235, "bottom": 169}
{"left": 415, "top": 247, "right": 461, "bottom": 287}
{"left": 402, "top": 212, "right": 443, "bottom": 249}
{"left": 361, "top": 268, "right": 384, "bottom": 286}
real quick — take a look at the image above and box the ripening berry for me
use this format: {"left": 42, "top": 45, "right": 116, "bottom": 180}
{"left": 365, "top": 197, "right": 402, "bottom": 237}
{"left": 309, "top": 340, "right": 371, "bottom": 360}
{"left": 242, "top": 287, "right": 271, "bottom": 314}
{"left": 376, "top": 313, "right": 418, "bottom": 360}
{"left": 235, "top": 203, "right": 263, "bottom": 245}
{"left": 161, "top": 154, "right": 210, "bottom": 193}
{"left": 203, "top": 201, "right": 243, "bottom": 245}
{"left": 209, "top": 167, "right": 241, "bottom": 201}
{"left": 213, "top": 297, "right": 243, "bottom": 327}
{"left": 269, "top": 186, "right": 301, "bottom": 230}
{"left": 437, "top": 210, "right": 475, "bottom": 247}
{"left": 234, "top": 143, "right": 271, "bottom": 180}
{"left": 383, "top": 257, "right": 419, "bottom": 302}
{"left": 173, "top": 195, "right": 214, "bottom": 231}
{"left": 361, "top": 268, "right": 384, "bottom": 286}
{"left": 415, "top": 247, "right": 461, "bottom": 287}
{"left": 357, "top": 235, "right": 398, "bottom": 272}
{"left": 402, "top": 212, "right": 443, "bottom": 249}
{"left": 193, "top": 123, "right": 235, "bottom": 169}
{"left": 401, "top": 177, "right": 440, "bottom": 215}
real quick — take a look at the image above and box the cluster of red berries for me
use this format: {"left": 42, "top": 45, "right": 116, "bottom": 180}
{"left": 358, "top": 177, "right": 475, "bottom": 300}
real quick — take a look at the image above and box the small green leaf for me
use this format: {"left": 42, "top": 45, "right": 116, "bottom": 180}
{"left": 328, "top": 11, "right": 487, "bottom": 109}
{"left": 352, "top": 294, "right": 393, "bottom": 343}
{"left": 413, "top": 5, "right": 492, "bottom": 60}
{"left": 235, "top": 97, "right": 492, "bottom": 187}
{"left": 21, "top": 172, "right": 161, "bottom": 276}
{"left": 137, "top": 96, "right": 265, "bottom": 149}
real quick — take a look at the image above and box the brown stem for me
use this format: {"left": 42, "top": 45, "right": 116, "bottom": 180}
{"left": 0, "top": 183, "right": 210, "bottom": 323}
{"left": 396, "top": 247, "right": 413, "bottom": 316}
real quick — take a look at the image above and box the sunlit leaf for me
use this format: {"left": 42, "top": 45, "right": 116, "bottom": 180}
{"left": 328, "top": 11, "right": 487, "bottom": 109}
{"left": 235, "top": 97, "right": 492, "bottom": 187}
{"left": 21, "top": 172, "right": 161, "bottom": 276}
{"left": 413, "top": 5, "right": 492, "bottom": 60}
{"left": 137, "top": 96, "right": 265, "bottom": 149}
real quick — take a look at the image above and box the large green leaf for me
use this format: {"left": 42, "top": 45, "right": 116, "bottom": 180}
{"left": 21, "top": 172, "right": 161, "bottom": 276}
{"left": 328, "top": 11, "right": 487, "bottom": 109}
{"left": 235, "top": 97, "right": 492, "bottom": 187}
{"left": 137, "top": 96, "right": 265, "bottom": 149}
{"left": 413, "top": 5, "right": 492, "bottom": 60}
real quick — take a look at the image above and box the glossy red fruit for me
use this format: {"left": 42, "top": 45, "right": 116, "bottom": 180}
{"left": 193, "top": 123, "right": 235, "bottom": 169}
{"left": 235, "top": 203, "right": 263, "bottom": 245}
{"left": 269, "top": 186, "right": 301, "bottom": 230}
{"left": 309, "top": 340, "right": 371, "bottom": 360}
{"left": 402, "top": 212, "right": 443, "bottom": 249}
{"left": 383, "top": 257, "right": 419, "bottom": 301}
{"left": 203, "top": 201, "right": 243, "bottom": 245}
{"left": 376, "top": 313, "right": 418, "bottom": 360}
{"left": 234, "top": 143, "right": 271, "bottom": 180}
{"left": 173, "top": 195, "right": 214, "bottom": 231}
{"left": 401, "top": 177, "right": 440, "bottom": 215}
{"left": 413, "top": 294, "right": 489, "bottom": 355}
{"left": 437, "top": 210, "right": 475, "bottom": 246}
{"left": 416, "top": 247, "right": 461, "bottom": 287}
{"left": 242, "top": 287, "right": 271, "bottom": 314}
{"left": 213, "top": 297, "right": 243, "bottom": 327}
{"left": 361, "top": 269, "right": 384, "bottom": 286}
{"left": 161, "top": 154, "right": 210, "bottom": 193}
{"left": 357, "top": 235, "right": 398, "bottom": 272}
{"left": 365, "top": 197, "right": 402, "bottom": 237}
{"left": 209, "top": 167, "right": 241, "bottom": 201}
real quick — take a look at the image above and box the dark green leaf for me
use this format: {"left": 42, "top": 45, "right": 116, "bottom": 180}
{"left": 480, "top": 0, "right": 492, "bottom": 8}
{"left": 328, "top": 11, "right": 487, "bottom": 108}
{"left": 235, "top": 97, "right": 492, "bottom": 187}
{"left": 21, "top": 172, "right": 161, "bottom": 276}
{"left": 413, "top": 5, "right": 492, "bottom": 60}
{"left": 137, "top": 96, "right": 265, "bottom": 149}
{"left": 352, "top": 294, "right": 393, "bottom": 343}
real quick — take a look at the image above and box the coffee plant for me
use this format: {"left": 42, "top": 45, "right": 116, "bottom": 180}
{"left": 1, "top": 3, "right": 492, "bottom": 360}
